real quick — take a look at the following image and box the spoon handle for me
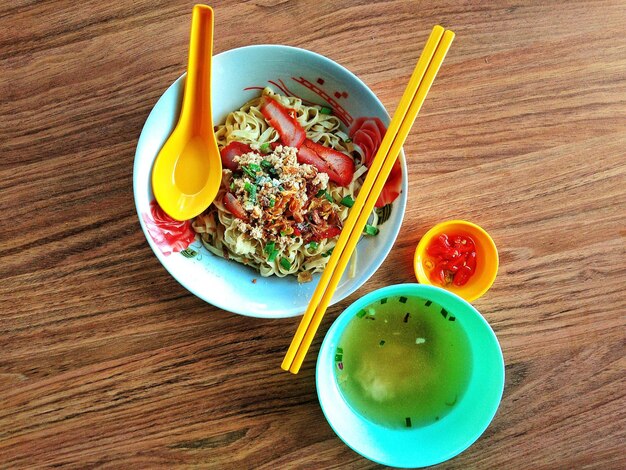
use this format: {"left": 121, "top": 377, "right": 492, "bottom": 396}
{"left": 181, "top": 4, "right": 214, "bottom": 135}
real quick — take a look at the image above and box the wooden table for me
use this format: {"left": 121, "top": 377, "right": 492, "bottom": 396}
{"left": 1, "top": 1, "right": 624, "bottom": 468}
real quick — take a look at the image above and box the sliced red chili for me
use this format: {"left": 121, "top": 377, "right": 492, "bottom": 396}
{"left": 439, "top": 260, "right": 460, "bottom": 273}
{"left": 426, "top": 234, "right": 452, "bottom": 257}
{"left": 466, "top": 251, "right": 477, "bottom": 271}
{"left": 425, "top": 232, "right": 477, "bottom": 287}
{"left": 453, "top": 265, "right": 473, "bottom": 286}
{"left": 430, "top": 264, "right": 447, "bottom": 285}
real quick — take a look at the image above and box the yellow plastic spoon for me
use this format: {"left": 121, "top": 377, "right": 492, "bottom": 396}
{"left": 151, "top": 4, "right": 221, "bottom": 221}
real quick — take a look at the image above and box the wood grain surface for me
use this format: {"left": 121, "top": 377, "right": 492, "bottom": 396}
{"left": 1, "top": 0, "right": 625, "bottom": 468}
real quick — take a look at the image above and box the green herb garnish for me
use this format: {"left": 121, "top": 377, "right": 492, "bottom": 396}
{"left": 307, "top": 241, "right": 319, "bottom": 250}
{"left": 229, "top": 181, "right": 235, "bottom": 190}
{"left": 280, "top": 257, "right": 291, "bottom": 270}
{"left": 244, "top": 182, "right": 257, "bottom": 203}
{"left": 320, "top": 106, "right": 332, "bottom": 115}
{"left": 260, "top": 159, "right": 278, "bottom": 177}
{"left": 322, "top": 248, "right": 334, "bottom": 257}
{"left": 242, "top": 165, "right": 256, "bottom": 178}
{"left": 280, "top": 230, "right": 287, "bottom": 237}
{"left": 260, "top": 143, "right": 270, "bottom": 153}
{"left": 268, "top": 198, "right": 275, "bottom": 208}
{"left": 248, "top": 163, "right": 262, "bottom": 173}
{"left": 340, "top": 195, "right": 354, "bottom": 208}
{"left": 363, "top": 224, "right": 379, "bottom": 236}
{"left": 316, "top": 189, "right": 333, "bottom": 203}
{"left": 264, "top": 241, "right": 279, "bottom": 262}
{"left": 180, "top": 248, "right": 198, "bottom": 258}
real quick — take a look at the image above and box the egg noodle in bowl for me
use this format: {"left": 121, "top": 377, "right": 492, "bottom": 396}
{"left": 192, "top": 88, "right": 381, "bottom": 283}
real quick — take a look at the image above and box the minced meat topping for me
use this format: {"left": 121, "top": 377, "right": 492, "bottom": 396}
{"left": 223, "top": 145, "right": 342, "bottom": 246}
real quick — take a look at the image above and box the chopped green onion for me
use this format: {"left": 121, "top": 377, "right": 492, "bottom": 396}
{"left": 320, "top": 106, "right": 332, "bottom": 115}
{"left": 316, "top": 189, "right": 333, "bottom": 203}
{"left": 280, "top": 257, "right": 291, "bottom": 270}
{"left": 264, "top": 241, "right": 279, "bottom": 262}
{"left": 336, "top": 347, "right": 343, "bottom": 354}
{"left": 261, "top": 159, "right": 278, "bottom": 178}
{"left": 260, "top": 143, "right": 270, "bottom": 153}
{"left": 229, "top": 181, "right": 235, "bottom": 190}
{"left": 268, "top": 198, "right": 275, "bottom": 208}
{"left": 363, "top": 224, "right": 379, "bottom": 236}
{"left": 248, "top": 163, "right": 262, "bottom": 173}
{"left": 356, "top": 309, "right": 367, "bottom": 318}
{"left": 264, "top": 241, "right": 275, "bottom": 254}
{"left": 322, "top": 248, "right": 334, "bottom": 257}
{"left": 244, "top": 182, "right": 257, "bottom": 203}
{"left": 280, "top": 230, "right": 287, "bottom": 236}
{"left": 340, "top": 195, "right": 354, "bottom": 208}
{"left": 242, "top": 165, "right": 256, "bottom": 178}
{"left": 307, "top": 241, "right": 319, "bottom": 250}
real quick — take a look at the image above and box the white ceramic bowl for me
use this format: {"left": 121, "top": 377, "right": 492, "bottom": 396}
{"left": 134, "top": 45, "right": 407, "bottom": 318}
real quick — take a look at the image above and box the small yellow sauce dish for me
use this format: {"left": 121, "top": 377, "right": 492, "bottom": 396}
{"left": 414, "top": 220, "right": 498, "bottom": 302}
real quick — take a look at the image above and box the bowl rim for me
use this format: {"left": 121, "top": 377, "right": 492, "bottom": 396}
{"left": 133, "top": 44, "right": 408, "bottom": 317}
{"left": 414, "top": 220, "right": 499, "bottom": 302}
{"left": 316, "top": 283, "right": 505, "bottom": 467}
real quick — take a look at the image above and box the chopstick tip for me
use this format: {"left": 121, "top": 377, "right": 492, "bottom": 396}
{"left": 443, "top": 29, "right": 456, "bottom": 40}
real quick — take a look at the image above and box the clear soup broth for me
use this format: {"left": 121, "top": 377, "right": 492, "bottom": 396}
{"left": 335, "top": 295, "right": 473, "bottom": 429}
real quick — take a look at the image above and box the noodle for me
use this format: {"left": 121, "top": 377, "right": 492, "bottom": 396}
{"left": 192, "top": 88, "right": 376, "bottom": 282}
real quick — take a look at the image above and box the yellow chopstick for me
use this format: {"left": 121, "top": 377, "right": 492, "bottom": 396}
{"left": 288, "top": 30, "right": 456, "bottom": 373}
{"left": 279, "top": 26, "right": 444, "bottom": 373}
{"left": 281, "top": 26, "right": 455, "bottom": 374}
